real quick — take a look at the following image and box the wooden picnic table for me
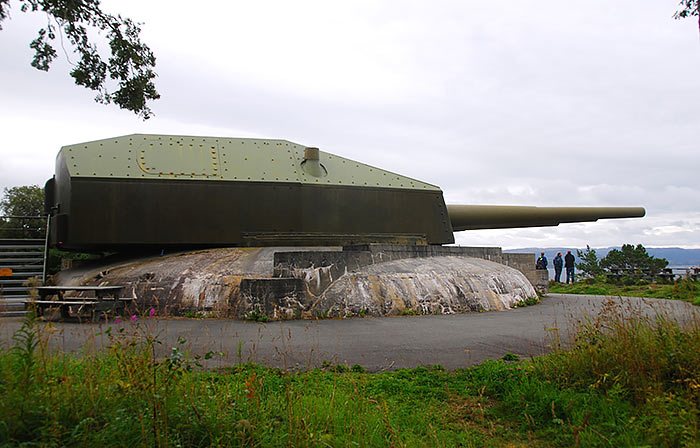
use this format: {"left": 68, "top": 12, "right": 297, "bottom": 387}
{"left": 606, "top": 268, "right": 678, "bottom": 283}
{"left": 28, "top": 285, "right": 133, "bottom": 321}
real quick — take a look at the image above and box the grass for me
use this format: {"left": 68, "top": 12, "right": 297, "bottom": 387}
{"left": 1, "top": 304, "right": 699, "bottom": 447}
{"left": 550, "top": 276, "right": 700, "bottom": 306}
{"left": 244, "top": 309, "right": 270, "bottom": 323}
{"left": 513, "top": 296, "right": 542, "bottom": 308}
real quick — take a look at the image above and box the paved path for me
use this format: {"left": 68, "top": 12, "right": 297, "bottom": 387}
{"left": 1, "top": 294, "right": 697, "bottom": 372}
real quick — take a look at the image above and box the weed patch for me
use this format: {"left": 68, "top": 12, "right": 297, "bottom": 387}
{"left": 244, "top": 309, "right": 270, "bottom": 323}
{"left": 513, "top": 296, "right": 542, "bottom": 307}
{"left": 1, "top": 304, "right": 699, "bottom": 446}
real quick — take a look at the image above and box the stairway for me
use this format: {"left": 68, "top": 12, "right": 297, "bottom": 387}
{"left": 0, "top": 235, "right": 47, "bottom": 317}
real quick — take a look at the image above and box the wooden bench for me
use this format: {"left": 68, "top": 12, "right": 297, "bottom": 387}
{"left": 26, "top": 286, "right": 132, "bottom": 322}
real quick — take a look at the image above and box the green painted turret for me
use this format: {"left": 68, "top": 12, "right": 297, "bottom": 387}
{"left": 58, "top": 134, "right": 439, "bottom": 190}
{"left": 44, "top": 134, "right": 645, "bottom": 250}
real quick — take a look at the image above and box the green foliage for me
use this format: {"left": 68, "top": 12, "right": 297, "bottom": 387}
{"left": 46, "top": 248, "right": 99, "bottom": 275}
{"left": 329, "top": 363, "right": 350, "bottom": 373}
{"left": 674, "top": 0, "right": 699, "bottom": 21}
{"left": 464, "top": 309, "right": 700, "bottom": 446}
{"left": 0, "top": 185, "right": 45, "bottom": 238}
{"left": 0, "top": 185, "right": 43, "bottom": 217}
{"left": 551, "top": 244, "right": 698, "bottom": 305}
{"left": 601, "top": 243, "right": 669, "bottom": 277}
{"left": 672, "top": 276, "right": 700, "bottom": 306}
{"left": 245, "top": 309, "right": 269, "bottom": 323}
{"left": 538, "top": 310, "right": 700, "bottom": 402}
{"left": 550, "top": 276, "right": 700, "bottom": 305}
{"left": 0, "top": 343, "right": 526, "bottom": 446}
{"left": 529, "top": 308, "right": 700, "bottom": 447}
{"left": 513, "top": 295, "right": 541, "bottom": 307}
{"left": 2, "top": 308, "right": 700, "bottom": 446}
{"left": 557, "top": 244, "right": 670, "bottom": 284}
{"left": 351, "top": 364, "right": 366, "bottom": 373}
{"left": 550, "top": 280, "right": 616, "bottom": 296}
{"left": 575, "top": 247, "right": 604, "bottom": 278}
{"left": 10, "top": 310, "right": 39, "bottom": 394}
{"left": 501, "top": 353, "right": 520, "bottom": 362}
{"left": 0, "top": 0, "right": 159, "bottom": 118}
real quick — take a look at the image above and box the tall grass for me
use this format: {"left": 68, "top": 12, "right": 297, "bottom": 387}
{"left": 530, "top": 302, "right": 700, "bottom": 447}
{"left": 1, "top": 300, "right": 699, "bottom": 447}
{"left": 537, "top": 303, "right": 700, "bottom": 404}
{"left": 0, "top": 321, "right": 528, "bottom": 447}
{"left": 467, "top": 300, "right": 700, "bottom": 447}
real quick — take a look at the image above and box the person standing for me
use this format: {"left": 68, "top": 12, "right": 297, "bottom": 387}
{"left": 553, "top": 252, "right": 563, "bottom": 282}
{"left": 565, "top": 250, "right": 575, "bottom": 283}
{"left": 536, "top": 252, "right": 548, "bottom": 270}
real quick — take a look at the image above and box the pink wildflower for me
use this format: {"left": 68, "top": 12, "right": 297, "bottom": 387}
{"left": 114, "top": 317, "right": 122, "bottom": 323}
{"left": 149, "top": 308, "right": 156, "bottom": 317}
{"left": 130, "top": 314, "right": 138, "bottom": 322}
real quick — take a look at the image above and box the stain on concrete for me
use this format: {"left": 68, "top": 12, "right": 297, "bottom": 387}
{"left": 310, "top": 257, "right": 535, "bottom": 318}
{"left": 54, "top": 246, "right": 536, "bottom": 319}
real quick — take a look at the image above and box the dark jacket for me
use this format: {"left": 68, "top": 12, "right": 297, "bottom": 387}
{"left": 536, "top": 255, "right": 548, "bottom": 269}
{"left": 564, "top": 253, "right": 575, "bottom": 268}
{"left": 553, "top": 255, "right": 563, "bottom": 269}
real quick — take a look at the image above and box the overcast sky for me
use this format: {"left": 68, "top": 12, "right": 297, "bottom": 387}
{"left": 1, "top": 0, "right": 699, "bottom": 249}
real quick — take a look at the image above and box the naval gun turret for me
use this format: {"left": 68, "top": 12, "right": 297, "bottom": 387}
{"left": 44, "top": 134, "right": 644, "bottom": 251}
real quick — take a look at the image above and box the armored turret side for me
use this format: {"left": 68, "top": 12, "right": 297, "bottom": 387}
{"left": 46, "top": 134, "right": 646, "bottom": 251}
{"left": 48, "top": 134, "right": 454, "bottom": 250}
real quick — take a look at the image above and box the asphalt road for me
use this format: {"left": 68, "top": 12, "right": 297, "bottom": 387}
{"left": 1, "top": 294, "right": 697, "bottom": 372}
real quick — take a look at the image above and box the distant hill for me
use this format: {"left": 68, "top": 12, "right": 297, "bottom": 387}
{"left": 504, "top": 247, "right": 700, "bottom": 268}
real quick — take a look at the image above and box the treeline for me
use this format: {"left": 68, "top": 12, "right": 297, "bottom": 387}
{"left": 0, "top": 185, "right": 45, "bottom": 239}
{"left": 576, "top": 244, "right": 670, "bottom": 280}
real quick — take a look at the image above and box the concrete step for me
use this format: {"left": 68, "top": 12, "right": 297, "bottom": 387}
{"left": 0, "top": 245, "right": 44, "bottom": 250}
{"left": 0, "top": 252, "right": 45, "bottom": 256}
{"left": 0, "top": 310, "right": 27, "bottom": 317}
{"left": 0, "top": 257, "right": 44, "bottom": 263}
{"left": 0, "top": 286, "right": 31, "bottom": 294}
{"left": 1, "top": 297, "right": 29, "bottom": 304}
{"left": 3, "top": 272, "right": 42, "bottom": 278}
{"left": 1, "top": 301, "right": 26, "bottom": 309}
{"left": 0, "top": 239, "right": 45, "bottom": 244}
{"left": 0, "top": 279, "right": 37, "bottom": 285}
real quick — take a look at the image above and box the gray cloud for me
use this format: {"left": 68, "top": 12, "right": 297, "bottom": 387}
{"left": 1, "top": 0, "right": 698, "bottom": 248}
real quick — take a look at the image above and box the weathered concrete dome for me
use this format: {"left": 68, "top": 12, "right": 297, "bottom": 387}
{"left": 314, "top": 256, "right": 536, "bottom": 318}
{"left": 55, "top": 247, "right": 536, "bottom": 319}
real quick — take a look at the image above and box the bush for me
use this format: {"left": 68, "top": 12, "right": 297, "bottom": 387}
{"left": 672, "top": 277, "right": 700, "bottom": 305}
{"left": 601, "top": 244, "right": 669, "bottom": 280}
{"left": 576, "top": 247, "right": 604, "bottom": 278}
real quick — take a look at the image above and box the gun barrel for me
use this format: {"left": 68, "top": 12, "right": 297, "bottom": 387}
{"left": 447, "top": 205, "right": 646, "bottom": 231}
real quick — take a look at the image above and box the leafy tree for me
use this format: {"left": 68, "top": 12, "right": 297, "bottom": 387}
{"left": 674, "top": 0, "right": 699, "bottom": 24}
{"left": 600, "top": 244, "right": 669, "bottom": 276}
{"left": 576, "top": 246, "right": 604, "bottom": 278}
{"left": 0, "top": 0, "right": 159, "bottom": 119}
{"left": 675, "top": 0, "right": 699, "bottom": 36}
{"left": 0, "top": 185, "right": 43, "bottom": 217}
{"left": 0, "top": 185, "right": 45, "bottom": 238}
